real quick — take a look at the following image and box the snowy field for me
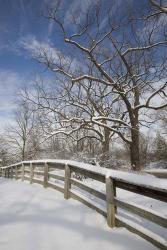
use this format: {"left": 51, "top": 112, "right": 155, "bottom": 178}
{"left": 0, "top": 178, "right": 160, "bottom": 250}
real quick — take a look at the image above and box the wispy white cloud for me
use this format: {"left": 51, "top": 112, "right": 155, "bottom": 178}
{"left": 48, "top": 20, "right": 54, "bottom": 37}
{"left": 0, "top": 24, "right": 10, "bottom": 51}
{"left": 0, "top": 70, "right": 23, "bottom": 130}
{"left": 64, "top": 0, "right": 98, "bottom": 26}
{"left": 19, "top": 34, "right": 59, "bottom": 59}
{"left": 18, "top": 34, "right": 80, "bottom": 72}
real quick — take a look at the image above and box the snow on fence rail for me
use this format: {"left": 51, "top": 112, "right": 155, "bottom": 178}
{"left": 0, "top": 159, "right": 167, "bottom": 250}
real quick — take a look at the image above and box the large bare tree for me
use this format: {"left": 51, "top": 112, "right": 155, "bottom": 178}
{"left": 27, "top": 0, "right": 167, "bottom": 170}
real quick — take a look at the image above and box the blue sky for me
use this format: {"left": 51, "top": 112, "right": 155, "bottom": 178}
{"left": 0, "top": 0, "right": 89, "bottom": 129}
{"left": 0, "top": 0, "right": 58, "bottom": 129}
{"left": 0, "top": 0, "right": 94, "bottom": 129}
{"left": 0, "top": 0, "right": 151, "bottom": 131}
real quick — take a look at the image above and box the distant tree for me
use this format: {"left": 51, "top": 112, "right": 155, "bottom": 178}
{"left": 139, "top": 134, "right": 153, "bottom": 167}
{"left": 154, "top": 132, "right": 167, "bottom": 160}
{"left": 7, "top": 101, "right": 37, "bottom": 161}
{"left": 159, "top": 108, "right": 167, "bottom": 135}
{"left": 0, "top": 136, "right": 9, "bottom": 165}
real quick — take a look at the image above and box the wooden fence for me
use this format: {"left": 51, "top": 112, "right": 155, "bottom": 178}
{"left": 0, "top": 160, "right": 167, "bottom": 250}
{"left": 144, "top": 169, "right": 167, "bottom": 179}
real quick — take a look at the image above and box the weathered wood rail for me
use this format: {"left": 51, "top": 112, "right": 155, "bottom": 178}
{"left": 0, "top": 160, "right": 167, "bottom": 250}
{"left": 144, "top": 169, "right": 167, "bottom": 179}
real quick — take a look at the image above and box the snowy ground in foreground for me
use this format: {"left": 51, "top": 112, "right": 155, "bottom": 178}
{"left": 0, "top": 178, "right": 158, "bottom": 250}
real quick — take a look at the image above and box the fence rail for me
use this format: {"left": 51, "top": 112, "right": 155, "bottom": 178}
{"left": 0, "top": 160, "right": 167, "bottom": 250}
{"left": 144, "top": 169, "right": 167, "bottom": 179}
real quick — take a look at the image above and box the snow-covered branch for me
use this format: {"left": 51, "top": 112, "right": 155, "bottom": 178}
{"left": 122, "top": 41, "right": 167, "bottom": 56}
{"left": 149, "top": 0, "right": 167, "bottom": 14}
{"left": 135, "top": 81, "right": 167, "bottom": 110}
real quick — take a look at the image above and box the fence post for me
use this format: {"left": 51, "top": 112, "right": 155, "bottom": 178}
{"left": 21, "top": 163, "right": 25, "bottom": 181}
{"left": 15, "top": 166, "right": 18, "bottom": 180}
{"left": 30, "top": 163, "right": 34, "bottom": 184}
{"left": 106, "top": 176, "right": 116, "bottom": 228}
{"left": 64, "top": 164, "right": 71, "bottom": 199}
{"left": 43, "top": 162, "right": 48, "bottom": 188}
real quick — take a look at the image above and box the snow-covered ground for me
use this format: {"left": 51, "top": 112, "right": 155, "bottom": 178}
{"left": 0, "top": 178, "right": 160, "bottom": 250}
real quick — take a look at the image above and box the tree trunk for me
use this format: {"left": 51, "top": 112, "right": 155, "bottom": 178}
{"left": 130, "top": 130, "right": 140, "bottom": 170}
{"left": 130, "top": 111, "right": 140, "bottom": 171}
{"left": 100, "top": 128, "right": 110, "bottom": 167}
{"left": 129, "top": 82, "right": 140, "bottom": 171}
{"left": 22, "top": 139, "right": 26, "bottom": 161}
{"left": 101, "top": 127, "right": 110, "bottom": 154}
